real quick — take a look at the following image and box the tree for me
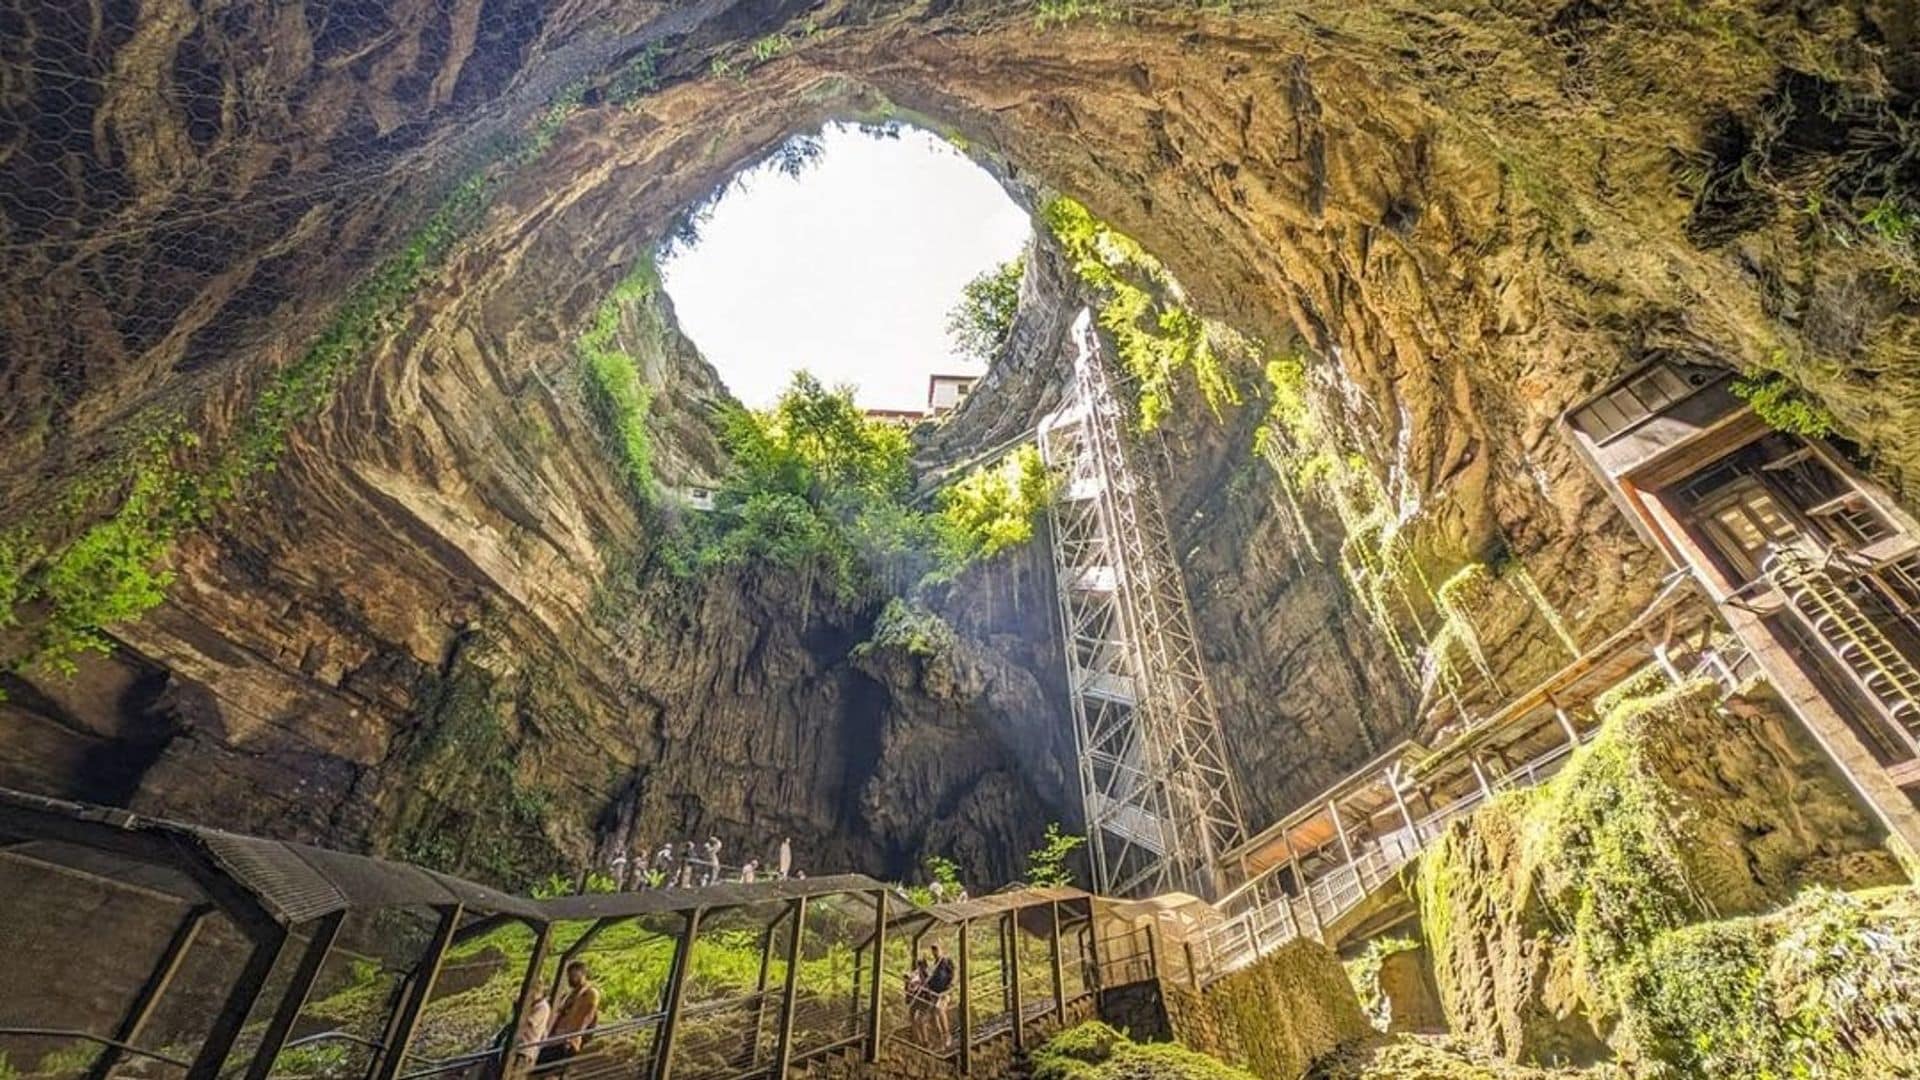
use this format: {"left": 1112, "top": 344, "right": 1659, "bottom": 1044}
{"left": 1024, "top": 823, "right": 1086, "bottom": 888}
{"left": 945, "top": 254, "right": 1027, "bottom": 363}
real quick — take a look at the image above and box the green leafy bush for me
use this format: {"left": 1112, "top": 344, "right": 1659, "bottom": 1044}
{"left": 1043, "top": 197, "right": 1239, "bottom": 429}
{"left": 946, "top": 254, "right": 1026, "bottom": 363}
{"left": 1731, "top": 371, "right": 1835, "bottom": 438}
{"left": 858, "top": 598, "right": 957, "bottom": 658}
{"left": 580, "top": 260, "right": 662, "bottom": 503}
{"left": 936, "top": 444, "right": 1051, "bottom": 560}
{"left": 1023, "top": 822, "right": 1086, "bottom": 887}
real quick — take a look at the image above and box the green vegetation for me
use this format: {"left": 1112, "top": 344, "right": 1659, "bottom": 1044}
{"left": 858, "top": 598, "right": 957, "bottom": 658}
{"left": 1023, "top": 822, "right": 1087, "bottom": 888}
{"left": 579, "top": 260, "right": 663, "bottom": 503}
{"left": 936, "top": 444, "right": 1051, "bottom": 561}
{"left": 0, "top": 64, "right": 616, "bottom": 677}
{"left": 945, "top": 254, "right": 1027, "bottom": 363}
{"left": 1732, "top": 370, "right": 1836, "bottom": 438}
{"left": 1032, "top": 1022, "right": 1256, "bottom": 1080}
{"left": 387, "top": 656, "right": 559, "bottom": 889}
{"left": 660, "top": 373, "right": 1052, "bottom": 610}
{"left": 904, "top": 853, "right": 965, "bottom": 905}
{"left": 1042, "top": 196, "right": 1241, "bottom": 429}
{"left": 1344, "top": 936, "right": 1418, "bottom": 1029}
{"left": 1033, "top": 1, "right": 1121, "bottom": 28}
{"left": 1622, "top": 887, "right": 1920, "bottom": 1077}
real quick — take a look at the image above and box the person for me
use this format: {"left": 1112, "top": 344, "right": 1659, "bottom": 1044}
{"left": 514, "top": 994, "right": 552, "bottom": 1069}
{"left": 740, "top": 859, "right": 758, "bottom": 883}
{"left": 540, "top": 961, "right": 600, "bottom": 1069}
{"left": 925, "top": 944, "right": 955, "bottom": 1047}
{"left": 776, "top": 836, "right": 792, "bottom": 880}
{"left": 678, "top": 841, "right": 697, "bottom": 888}
{"left": 701, "top": 836, "right": 723, "bottom": 886}
{"left": 655, "top": 842, "right": 676, "bottom": 888}
{"left": 905, "top": 958, "right": 932, "bottom": 1046}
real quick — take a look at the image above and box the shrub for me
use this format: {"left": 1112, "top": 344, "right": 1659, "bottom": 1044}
{"left": 1731, "top": 371, "right": 1835, "bottom": 438}
{"left": 1024, "top": 822, "right": 1086, "bottom": 888}
{"left": 946, "top": 254, "right": 1027, "bottom": 363}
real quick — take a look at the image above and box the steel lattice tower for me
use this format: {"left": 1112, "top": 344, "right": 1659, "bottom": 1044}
{"left": 1039, "top": 310, "right": 1248, "bottom": 899}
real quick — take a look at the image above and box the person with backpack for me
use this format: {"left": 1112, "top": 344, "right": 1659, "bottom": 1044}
{"left": 924, "top": 944, "right": 956, "bottom": 1048}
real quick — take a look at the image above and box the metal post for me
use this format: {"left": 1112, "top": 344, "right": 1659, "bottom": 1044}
{"left": 1386, "top": 767, "right": 1417, "bottom": 853}
{"left": 1048, "top": 902, "right": 1066, "bottom": 1020}
{"left": 189, "top": 925, "right": 288, "bottom": 1080}
{"left": 1551, "top": 698, "right": 1580, "bottom": 746}
{"left": 864, "top": 891, "right": 888, "bottom": 1063}
{"left": 245, "top": 911, "right": 346, "bottom": 1080}
{"left": 750, "top": 914, "right": 779, "bottom": 1066}
{"left": 957, "top": 922, "right": 973, "bottom": 1076}
{"left": 1469, "top": 755, "right": 1495, "bottom": 798}
{"left": 1327, "top": 801, "right": 1356, "bottom": 865}
{"left": 653, "top": 907, "right": 704, "bottom": 1080}
{"left": 1006, "top": 912, "right": 1024, "bottom": 1050}
{"left": 500, "top": 923, "right": 554, "bottom": 1080}
{"left": 91, "top": 905, "right": 211, "bottom": 1080}
{"left": 372, "top": 904, "right": 462, "bottom": 1080}
{"left": 773, "top": 898, "right": 807, "bottom": 1080}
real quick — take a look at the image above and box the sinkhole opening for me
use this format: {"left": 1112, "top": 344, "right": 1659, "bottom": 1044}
{"left": 658, "top": 121, "right": 1031, "bottom": 418}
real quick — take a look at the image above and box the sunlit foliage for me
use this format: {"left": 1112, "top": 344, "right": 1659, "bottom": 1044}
{"left": 946, "top": 254, "right": 1027, "bottom": 363}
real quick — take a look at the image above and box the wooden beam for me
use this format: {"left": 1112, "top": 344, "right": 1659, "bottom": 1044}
{"left": 371, "top": 904, "right": 462, "bottom": 1080}
{"left": 244, "top": 911, "right": 346, "bottom": 1080}
{"left": 90, "top": 904, "right": 211, "bottom": 1080}
{"left": 957, "top": 922, "right": 973, "bottom": 1076}
{"left": 1048, "top": 902, "right": 1066, "bottom": 1021}
{"left": 188, "top": 925, "right": 288, "bottom": 1080}
{"left": 653, "top": 907, "right": 705, "bottom": 1080}
{"left": 864, "top": 891, "right": 888, "bottom": 1063}
{"left": 1006, "top": 912, "right": 1024, "bottom": 1051}
{"left": 772, "top": 897, "right": 808, "bottom": 1080}
{"left": 499, "top": 923, "right": 553, "bottom": 1080}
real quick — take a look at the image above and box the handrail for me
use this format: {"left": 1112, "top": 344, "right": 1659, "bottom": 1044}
{"left": 0, "top": 1027, "right": 190, "bottom": 1070}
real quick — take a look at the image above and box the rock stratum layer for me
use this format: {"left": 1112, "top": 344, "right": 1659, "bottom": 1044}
{"left": 1, "top": 1, "right": 1916, "bottom": 886}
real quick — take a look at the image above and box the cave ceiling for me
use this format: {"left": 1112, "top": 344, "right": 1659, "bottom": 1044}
{"left": 0, "top": 0, "right": 1914, "bottom": 885}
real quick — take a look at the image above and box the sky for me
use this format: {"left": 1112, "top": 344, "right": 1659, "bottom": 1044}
{"left": 659, "top": 123, "right": 1032, "bottom": 412}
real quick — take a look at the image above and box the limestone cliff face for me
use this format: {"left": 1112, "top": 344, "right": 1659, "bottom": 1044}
{"left": 1416, "top": 681, "right": 1904, "bottom": 1067}
{"left": 1, "top": 2, "right": 1916, "bottom": 887}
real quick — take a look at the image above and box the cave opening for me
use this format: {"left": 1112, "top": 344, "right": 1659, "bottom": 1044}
{"left": 657, "top": 120, "right": 1032, "bottom": 417}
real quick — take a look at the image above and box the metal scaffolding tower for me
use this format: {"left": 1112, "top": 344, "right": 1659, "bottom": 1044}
{"left": 1039, "top": 309, "right": 1248, "bottom": 900}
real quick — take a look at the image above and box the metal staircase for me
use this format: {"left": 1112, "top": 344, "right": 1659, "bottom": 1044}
{"left": 1040, "top": 310, "right": 1247, "bottom": 901}
{"left": 1766, "top": 546, "right": 1920, "bottom": 742}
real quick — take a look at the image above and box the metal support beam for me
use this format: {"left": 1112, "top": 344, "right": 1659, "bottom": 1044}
{"left": 864, "top": 891, "right": 888, "bottom": 1063}
{"left": 773, "top": 897, "right": 808, "bottom": 1080}
{"left": 1469, "top": 755, "right": 1495, "bottom": 798}
{"left": 90, "top": 904, "right": 211, "bottom": 1080}
{"left": 1048, "top": 902, "right": 1066, "bottom": 1021}
{"left": 245, "top": 911, "right": 346, "bottom": 1080}
{"left": 189, "top": 925, "right": 288, "bottom": 1080}
{"left": 751, "top": 913, "right": 779, "bottom": 1065}
{"left": 1386, "top": 766, "right": 1417, "bottom": 846}
{"left": 1040, "top": 309, "right": 1247, "bottom": 898}
{"left": 1550, "top": 697, "right": 1580, "bottom": 746}
{"left": 500, "top": 923, "right": 554, "bottom": 1080}
{"left": 653, "top": 907, "right": 705, "bottom": 1080}
{"left": 372, "top": 904, "right": 462, "bottom": 1080}
{"left": 957, "top": 921, "right": 973, "bottom": 1076}
{"left": 1327, "top": 800, "right": 1356, "bottom": 866}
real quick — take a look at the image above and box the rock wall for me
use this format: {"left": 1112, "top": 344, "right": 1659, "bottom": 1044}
{"left": 2, "top": 1, "right": 1917, "bottom": 893}
{"left": 1159, "top": 938, "right": 1374, "bottom": 1078}
{"left": 1415, "top": 679, "right": 1907, "bottom": 1069}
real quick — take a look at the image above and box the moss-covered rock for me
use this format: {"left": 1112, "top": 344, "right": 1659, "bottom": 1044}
{"left": 1621, "top": 886, "right": 1920, "bottom": 1078}
{"left": 1031, "top": 1021, "right": 1260, "bottom": 1080}
{"left": 1307, "top": 1035, "right": 1611, "bottom": 1079}
{"left": 1160, "top": 937, "right": 1375, "bottom": 1078}
{"left": 1415, "top": 679, "right": 1903, "bottom": 1066}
